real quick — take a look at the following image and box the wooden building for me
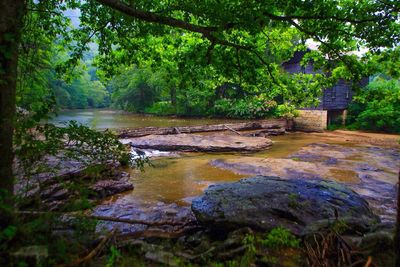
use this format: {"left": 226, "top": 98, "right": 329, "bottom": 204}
{"left": 282, "top": 50, "right": 368, "bottom": 128}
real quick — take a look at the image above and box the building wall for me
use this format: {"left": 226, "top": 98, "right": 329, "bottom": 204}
{"left": 323, "top": 80, "right": 353, "bottom": 110}
{"left": 282, "top": 51, "right": 359, "bottom": 112}
{"left": 294, "top": 110, "right": 327, "bottom": 132}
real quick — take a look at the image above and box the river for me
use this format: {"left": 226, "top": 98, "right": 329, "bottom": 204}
{"left": 49, "top": 109, "right": 244, "bottom": 129}
{"left": 52, "top": 110, "right": 399, "bottom": 231}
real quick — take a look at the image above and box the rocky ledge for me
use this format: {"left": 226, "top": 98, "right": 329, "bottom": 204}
{"left": 192, "top": 176, "right": 380, "bottom": 235}
{"left": 17, "top": 163, "right": 134, "bottom": 211}
{"left": 122, "top": 133, "right": 273, "bottom": 152}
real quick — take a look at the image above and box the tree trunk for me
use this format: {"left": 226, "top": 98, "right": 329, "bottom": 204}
{"left": 395, "top": 169, "right": 400, "bottom": 267}
{"left": 0, "top": 0, "right": 25, "bottom": 227}
{"left": 170, "top": 87, "right": 176, "bottom": 109}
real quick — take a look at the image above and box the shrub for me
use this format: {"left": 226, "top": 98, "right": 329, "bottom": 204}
{"left": 274, "top": 103, "right": 299, "bottom": 119}
{"left": 261, "top": 227, "right": 300, "bottom": 249}
{"left": 348, "top": 78, "right": 400, "bottom": 133}
{"left": 213, "top": 96, "right": 280, "bottom": 119}
{"left": 144, "top": 101, "right": 176, "bottom": 115}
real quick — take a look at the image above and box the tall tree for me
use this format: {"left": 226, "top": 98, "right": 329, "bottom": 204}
{"left": 0, "top": 0, "right": 25, "bottom": 226}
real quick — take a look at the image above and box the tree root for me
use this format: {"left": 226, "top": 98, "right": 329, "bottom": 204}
{"left": 58, "top": 229, "right": 116, "bottom": 267}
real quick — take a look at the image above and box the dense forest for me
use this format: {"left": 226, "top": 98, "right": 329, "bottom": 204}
{"left": 17, "top": 13, "right": 400, "bottom": 130}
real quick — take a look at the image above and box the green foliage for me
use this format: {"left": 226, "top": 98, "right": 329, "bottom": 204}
{"left": 17, "top": 3, "right": 110, "bottom": 112}
{"left": 261, "top": 227, "right": 300, "bottom": 250}
{"left": 0, "top": 226, "right": 17, "bottom": 245}
{"left": 213, "top": 97, "right": 299, "bottom": 119}
{"left": 100, "top": 27, "right": 328, "bottom": 118}
{"left": 106, "top": 246, "right": 122, "bottom": 267}
{"left": 275, "top": 103, "right": 300, "bottom": 119}
{"left": 14, "top": 119, "right": 130, "bottom": 179}
{"left": 110, "top": 66, "right": 162, "bottom": 112}
{"left": 144, "top": 101, "right": 176, "bottom": 115}
{"left": 213, "top": 97, "right": 277, "bottom": 119}
{"left": 348, "top": 78, "right": 400, "bottom": 133}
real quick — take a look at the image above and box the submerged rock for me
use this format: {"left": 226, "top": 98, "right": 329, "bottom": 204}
{"left": 192, "top": 176, "right": 379, "bottom": 235}
{"left": 124, "top": 133, "right": 272, "bottom": 152}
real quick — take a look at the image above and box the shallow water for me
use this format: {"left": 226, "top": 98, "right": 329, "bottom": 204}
{"left": 49, "top": 109, "right": 244, "bottom": 129}
{"left": 119, "top": 133, "right": 367, "bottom": 206}
{"left": 54, "top": 110, "right": 397, "bottom": 225}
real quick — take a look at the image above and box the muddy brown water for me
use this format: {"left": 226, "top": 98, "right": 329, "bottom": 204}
{"left": 52, "top": 110, "right": 399, "bottom": 229}
{"left": 49, "top": 109, "right": 245, "bottom": 129}
{"left": 123, "top": 133, "right": 395, "bottom": 206}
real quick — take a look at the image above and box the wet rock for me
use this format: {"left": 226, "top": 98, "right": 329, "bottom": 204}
{"left": 210, "top": 158, "right": 324, "bottom": 180}
{"left": 125, "top": 134, "right": 273, "bottom": 152}
{"left": 211, "top": 159, "right": 272, "bottom": 175}
{"left": 49, "top": 188, "right": 69, "bottom": 201}
{"left": 94, "top": 202, "right": 196, "bottom": 236}
{"left": 192, "top": 176, "right": 379, "bottom": 235}
{"left": 89, "top": 179, "right": 134, "bottom": 198}
{"left": 357, "top": 164, "right": 382, "bottom": 172}
{"left": 285, "top": 169, "right": 323, "bottom": 180}
{"left": 356, "top": 229, "right": 396, "bottom": 266}
{"left": 359, "top": 231, "right": 394, "bottom": 252}
{"left": 40, "top": 183, "right": 69, "bottom": 200}
{"left": 302, "top": 216, "right": 377, "bottom": 237}
{"left": 325, "top": 157, "right": 338, "bottom": 165}
{"left": 288, "top": 153, "right": 328, "bottom": 162}
{"left": 18, "top": 162, "right": 134, "bottom": 211}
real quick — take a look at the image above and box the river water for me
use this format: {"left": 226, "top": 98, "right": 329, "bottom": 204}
{"left": 50, "top": 109, "right": 244, "bottom": 129}
{"left": 53, "top": 110, "right": 399, "bottom": 228}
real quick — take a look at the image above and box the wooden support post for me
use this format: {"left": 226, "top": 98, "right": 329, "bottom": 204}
{"left": 342, "top": 109, "right": 348, "bottom": 126}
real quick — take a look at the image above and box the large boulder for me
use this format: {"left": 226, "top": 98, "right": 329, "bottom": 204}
{"left": 191, "top": 176, "right": 379, "bottom": 235}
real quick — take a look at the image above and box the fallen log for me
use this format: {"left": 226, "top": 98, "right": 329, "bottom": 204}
{"left": 117, "top": 119, "right": 290, "bottom": 138}
{"left": 242, "top": 127, "right": 286, "bottom": 137}
{"left": 224, "top": 125, "right": 242, "bottom": 136}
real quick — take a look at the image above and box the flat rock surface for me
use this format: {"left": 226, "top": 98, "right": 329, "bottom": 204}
{"left": 192, "top": 176, "right": 379, "bottom": 235}
{"left": 123, "top": 134, "right": 272, "bottom": 152}
{"left": 210, "top": 143, "right": 399, "bottom": 222}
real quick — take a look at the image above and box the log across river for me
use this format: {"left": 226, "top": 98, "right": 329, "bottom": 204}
{"left": 117, "top": 118, "right": 292, "bottom": 138}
